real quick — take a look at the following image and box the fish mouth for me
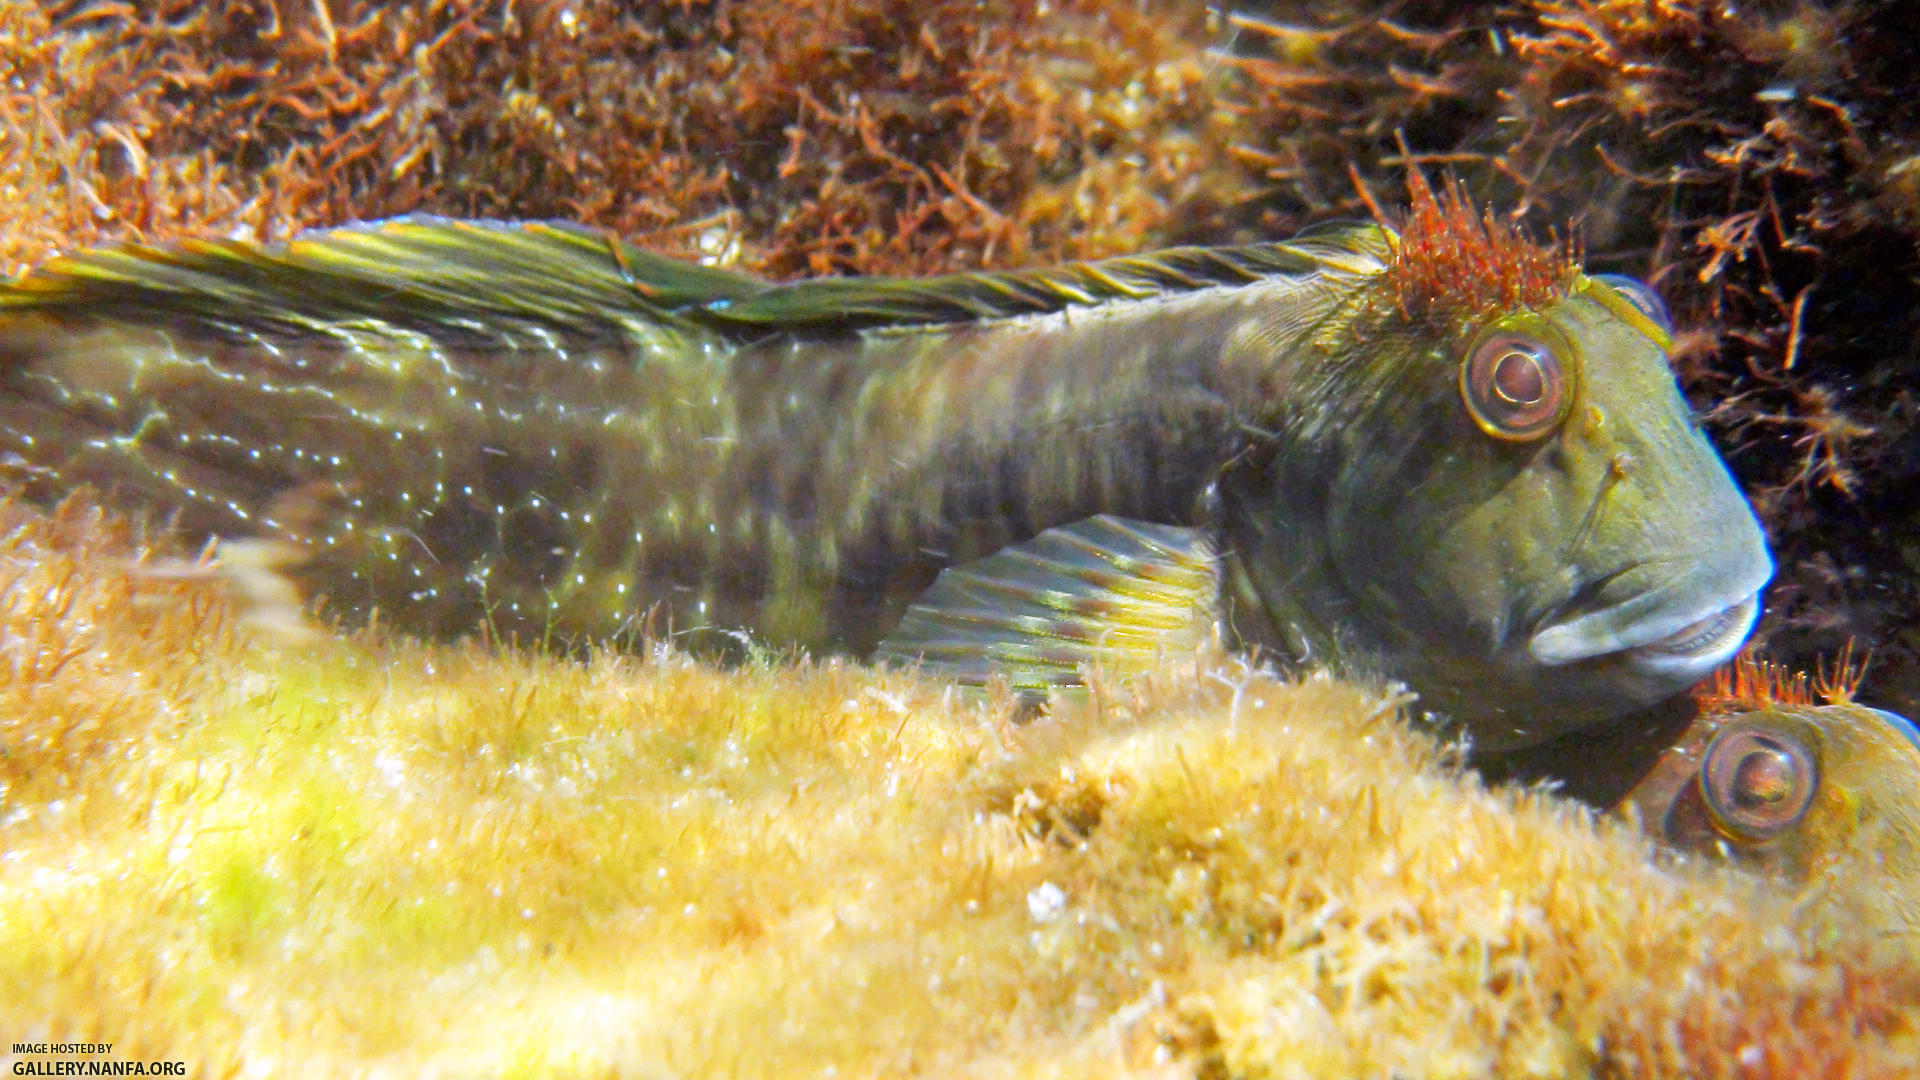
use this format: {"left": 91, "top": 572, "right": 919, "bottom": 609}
{"left": 1623, "top": 595, "right": 1759, "bottom": 660}
{"left": 1529, "top": 588, "right": 1761, "bottom": 670}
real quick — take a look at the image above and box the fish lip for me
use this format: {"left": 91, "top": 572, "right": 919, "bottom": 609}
{"left": 1528, "top": 588, "right": 1761, "bottom": 668}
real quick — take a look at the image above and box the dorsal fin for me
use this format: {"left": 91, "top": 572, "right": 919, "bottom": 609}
{"left": 1, "top": 216, "right": 769, "bottom": 340}
{"left": 3, "top": 217, "right": 1391, "bottom": 341}
{"left": 697, "top": 224, "right": 1388, "bottom": 332}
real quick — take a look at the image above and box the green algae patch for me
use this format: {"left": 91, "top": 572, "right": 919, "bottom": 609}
{"left": 2, "top": 501, "right": 1917, "bottom": 1077}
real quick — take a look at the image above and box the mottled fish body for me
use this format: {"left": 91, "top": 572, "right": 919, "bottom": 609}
{"left": 0, "top": 185, "right": 1771, "bottom": 748}
{"left": 0, "top": 220, "right": 1357, "bottom": 654}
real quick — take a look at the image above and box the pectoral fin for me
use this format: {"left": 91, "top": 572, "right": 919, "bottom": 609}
{"left": 874, "top": 515, "right": 1221, "bottom": 693}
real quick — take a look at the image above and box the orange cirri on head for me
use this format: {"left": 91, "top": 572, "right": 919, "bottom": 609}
{"left": 1692, "top": 643, "right": 1869, "bottom": 713}
{"left": 1379, "top": 170, "right": 1578, "bottom": 328}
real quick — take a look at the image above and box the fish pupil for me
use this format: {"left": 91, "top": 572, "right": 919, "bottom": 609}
{"left": 1730, "top": 747, "right": 1794, "bottom": 808}
{"left": 1493, "top": 351, "right": 1545, "bottom": 406}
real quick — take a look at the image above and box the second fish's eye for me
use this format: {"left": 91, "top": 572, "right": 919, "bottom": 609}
{"left": 1699, "top": 723, "right": 1818, "bottom": 843}
{"left": 1593, "top": 273, "right": 1671, "bottom": 332}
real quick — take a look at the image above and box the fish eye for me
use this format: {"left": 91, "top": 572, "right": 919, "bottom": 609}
{"left": 1593, "top": 273, "right": 1672, "bottom": 332}
{"left": 1699, "top": 723, "right": 1818, "bottom": 843}
{"left": 1461, "top": 334, "right": 1566, "bottom": 441}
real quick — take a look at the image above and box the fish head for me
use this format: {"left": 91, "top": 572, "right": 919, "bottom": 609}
{"left": 1621, "top": 700, "right": 1920, "bottom": 941}
{"left": 1319, "top": 271, "right": 1771, "bottom": 748}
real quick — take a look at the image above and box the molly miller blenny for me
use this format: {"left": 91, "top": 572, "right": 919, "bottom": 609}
{"left": 0, "top": 178, "right": 1770, "bottom": 750}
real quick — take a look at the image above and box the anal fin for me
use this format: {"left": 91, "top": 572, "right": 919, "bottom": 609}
{"left": 874, "top": 515, "right": 1221, "bottom": 693}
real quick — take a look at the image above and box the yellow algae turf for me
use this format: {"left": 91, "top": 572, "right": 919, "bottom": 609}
{"left": 1, "top": 502, "right": 1916, "bottom": 1078}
